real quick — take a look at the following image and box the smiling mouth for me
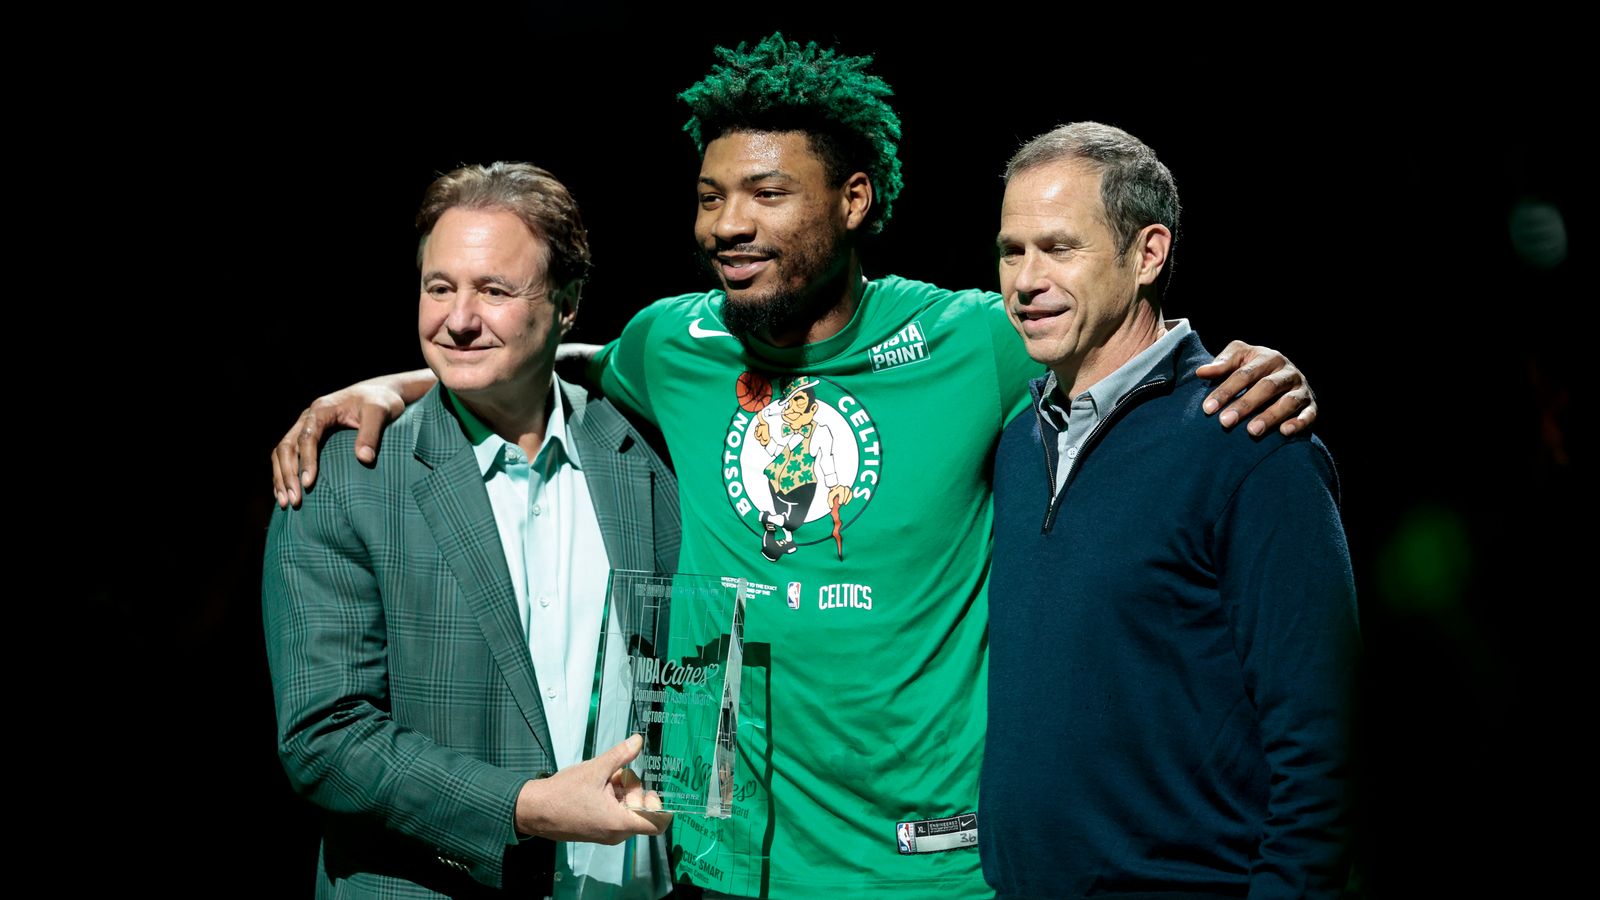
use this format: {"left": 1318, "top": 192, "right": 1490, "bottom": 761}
{"left": 1017, "top": 308, "right": 1067, "bottom": 320}
{"left": 720, "top": 256, "right": 768, "bottom": 280}
{"left": 436, "top": 343, "right": 495, "bottom": 356}
{"left": 716, "top": 254, "right": 773, "bottom": 284}
{"left": 1014, "top": 307, "right": 1069, "bottom": 332}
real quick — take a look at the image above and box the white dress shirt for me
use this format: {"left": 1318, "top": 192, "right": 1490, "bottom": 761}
{"left": 450, "top": 379, "right": 670, "bottom": 900}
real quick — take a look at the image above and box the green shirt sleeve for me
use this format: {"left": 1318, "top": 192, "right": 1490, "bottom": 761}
{"left": 984, "top": 291, "right": 1044, "bottom": 426}
{"left": 590, "top": 298, "right": 673, "bottom": 428}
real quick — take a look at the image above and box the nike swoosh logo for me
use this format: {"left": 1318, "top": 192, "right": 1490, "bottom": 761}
{"left": 689, "top": 318, "right": 733, "bottom": 339}
{"left": 958, "top": 815, "right": 977, "bottom": 829}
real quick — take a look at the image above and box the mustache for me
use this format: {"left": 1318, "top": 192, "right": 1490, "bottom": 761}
{"left": 706, "top": 242, "right": 781, "bottom": 258}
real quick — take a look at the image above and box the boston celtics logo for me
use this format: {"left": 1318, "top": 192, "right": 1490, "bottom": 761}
{"left": 723, "top": 372, "right": 882, "bottom": 563}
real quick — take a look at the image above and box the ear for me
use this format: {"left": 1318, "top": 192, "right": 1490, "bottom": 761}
{"left": 553, "top": 282, "right": 581, "bottom": 337}
{"left": 840, "top": 172, "right": 874, "bottom": 232}
{"left": 1133, "top": 224, "right": 1172, "bottom": 286}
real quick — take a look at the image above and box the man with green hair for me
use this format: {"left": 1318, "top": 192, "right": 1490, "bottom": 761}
{"left": 273, "top": 34, "right": 1317, "bottom": 899}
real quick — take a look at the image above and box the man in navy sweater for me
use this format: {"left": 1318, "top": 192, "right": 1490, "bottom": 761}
{"left": 983, "top": 123, "right": 1359, "bottom": 899}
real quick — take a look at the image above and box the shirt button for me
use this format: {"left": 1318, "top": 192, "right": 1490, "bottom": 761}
{"left": 1066, "top": 446, "right": 1078, "bottom": 459}
{"left": 538, "top": 595, "right": 551, "bottom": 608}
{"left": 532, "top": 503, "right": 542, "bottom": 516}
{"left": 545, "top": 687, "right": 557, "bottom": 699}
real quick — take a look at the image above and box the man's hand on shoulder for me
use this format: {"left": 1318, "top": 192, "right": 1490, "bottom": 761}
{"left": 272, "top": 370, "right": 436, "bottom": 509}
{"left": 1196, "top": 341, "right": 1319, "bottom": 437}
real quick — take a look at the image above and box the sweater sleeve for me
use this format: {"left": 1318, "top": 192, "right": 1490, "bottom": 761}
{"left": 1214, "top": 438, "right": 1360, "bottom": 900}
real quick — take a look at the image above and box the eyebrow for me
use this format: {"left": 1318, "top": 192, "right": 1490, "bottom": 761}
{"left": 420, "top": 272, "right": 530, "bottom": 293}
{"left": 995, "top": 230, "right": 1083, "bottom": 249}
{"left": 476, "top": 274, "right": 543, "bottom": 298}
{"left": 742, "top": 171, "right": 792, "bottom": 185}
{"left": 698, "top": 171, "right": 795, "bottom": 188}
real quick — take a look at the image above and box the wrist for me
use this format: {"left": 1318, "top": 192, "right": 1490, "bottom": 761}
{"left": 513, "top": 773, "right": 555, "bottom": 840}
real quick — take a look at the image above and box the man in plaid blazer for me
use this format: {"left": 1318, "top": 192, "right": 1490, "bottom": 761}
{"left": 264, "top": 163, "right": 679, "bottom": 898}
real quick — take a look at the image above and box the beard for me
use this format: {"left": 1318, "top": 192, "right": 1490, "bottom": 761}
{"left": 721, "top": 275, "right": 823, "bottom": 346}
{"left": 704, "top": 227, "right": 850, "bottom": 346}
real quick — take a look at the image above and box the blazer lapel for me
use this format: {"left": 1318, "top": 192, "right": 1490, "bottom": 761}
{"left": 410, "top": 388, "right": 551, "bottom": 757}
{"left": 567, "top": 382, "right": 659, "bottom": 650}
{"left": 566, "top": 381, "right": 656, "bottom": 574}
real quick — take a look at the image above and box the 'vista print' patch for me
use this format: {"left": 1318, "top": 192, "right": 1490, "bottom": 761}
{"left": 868, "top": 320, "right": 930, "bottom": 373}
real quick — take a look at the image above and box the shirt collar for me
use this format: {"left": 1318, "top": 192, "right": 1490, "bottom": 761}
{"left": 446, "top": 376, "right": 580, "bottom": 478}
{"left": 1036, "top": 318, "right": 1194, "bottom": 425}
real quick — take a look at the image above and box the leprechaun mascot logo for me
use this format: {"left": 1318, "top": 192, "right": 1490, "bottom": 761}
{"left": 722, "top": 372, "right": 882, "bottom": 563}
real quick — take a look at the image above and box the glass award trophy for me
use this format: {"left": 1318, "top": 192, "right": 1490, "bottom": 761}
{"left": 587, "top": 571, "right": 748, "bottom": 818}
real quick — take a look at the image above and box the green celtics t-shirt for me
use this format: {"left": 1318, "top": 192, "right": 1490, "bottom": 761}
{"left": 594, "top": 275, "right": 1040, "bottom": 899}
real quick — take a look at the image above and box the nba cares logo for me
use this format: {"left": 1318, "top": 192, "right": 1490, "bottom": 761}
{"left": 722, "top": 371, "right": 883, "bottom": 564}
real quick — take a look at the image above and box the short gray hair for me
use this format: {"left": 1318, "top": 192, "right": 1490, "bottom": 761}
{"left": 1006, "top": 122, "right": 1180, "bottom": 282}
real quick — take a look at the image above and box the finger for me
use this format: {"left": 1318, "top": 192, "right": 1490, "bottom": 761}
{"left": 292, "top": 410, "right": 328, "bottom": 500}
{"left": 1203, "top": 366, "right": 1258, "bottom": 427}
{"left": 1222, "top": 371, "right": 1297, "bottom": 435}
{"left": 1208, "top": 354, "right": 1290, "bottom": 426}
{"left": 354, "top": 403, "right": 387, "bottom": 466}
{"left": 1193, "top": 339, "right": 1253, "bottom": 380}
{"left": 276, "top": 419, "right": 314, "bottom": 508}
{"left": 611, "top": 766, "right": 643, "bottom": 792}
{"left": 1279, "top": 396, "right": 1319, "bottom": 436}
{"left": 1200, "top": 348, "right": 1275, "bottom": 418}
{"left": 599, "top": 733, "right": 645, "bottom": 772}
{"left": 613, "top": 767, "right": 649, "bottom": 807}
{"left": 271, "top": 444, "right": 289, "bottom": 509}
{"left": 1232, "top": 381, "right": 1310, "bottom": 437}
{"left": 631, "top": 809, "right": 673, "bottom": 835}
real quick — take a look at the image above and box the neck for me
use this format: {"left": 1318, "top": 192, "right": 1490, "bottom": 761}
{"left": 761, "top": 253, "right": 864, "bottom": 347}
{"left": 1052, "top": 299, "right": 1166, "bottom": 398}
{"left": 457, "top": 371, "right": 556, "bottom": 459}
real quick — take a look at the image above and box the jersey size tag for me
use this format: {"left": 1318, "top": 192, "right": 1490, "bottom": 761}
{"left": 894, "top": 813, "right": 978, "bottom": 854}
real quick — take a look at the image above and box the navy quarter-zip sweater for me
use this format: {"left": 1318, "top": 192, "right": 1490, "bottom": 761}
{"left": 982, "top": 331, "right": 1359, "bottom": 899}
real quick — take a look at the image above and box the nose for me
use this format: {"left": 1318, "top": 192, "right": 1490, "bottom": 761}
{"left": 444, "top": 289, "right": 484, "bottom": 341}
{"left": 1010, "top": 250, "right": 1049, "bottom": 304}
{"left": 712, "top": 196, "right": 756, "bottom": 245}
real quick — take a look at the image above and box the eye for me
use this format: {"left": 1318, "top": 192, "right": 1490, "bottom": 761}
{"left": 1049, "top": 245, "right": 1075, "bottom": 257}
{"left": 754, "top": 189, "right": 786, "bottom": 200}
{"left": 699, "top": 192, "right": 724, "bottom": 209}
{"left": 426, "top": 283, "right": 453, "bottom": 297}
{"left": 479, "top": 285, "right": 523, "bottom": 305}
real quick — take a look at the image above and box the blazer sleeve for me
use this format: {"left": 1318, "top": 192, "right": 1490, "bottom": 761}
{"left": 262, "top": 465, "right": 530, "bottom": 889}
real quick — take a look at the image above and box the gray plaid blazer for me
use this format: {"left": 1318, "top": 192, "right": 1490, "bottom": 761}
{"left": 264, "top": 381, "right": 679, "bottom": 898}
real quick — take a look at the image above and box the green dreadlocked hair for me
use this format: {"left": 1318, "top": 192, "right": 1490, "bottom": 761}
{"left": 679, "top": 33, "right": 905, "bottom": 235}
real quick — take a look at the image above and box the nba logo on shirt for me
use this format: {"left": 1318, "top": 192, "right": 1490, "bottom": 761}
{"left": 896, "top": 821, "right": 915, "bottom": 853}
{"left": 786, "top": 581, "right": 801, "bottom": 609}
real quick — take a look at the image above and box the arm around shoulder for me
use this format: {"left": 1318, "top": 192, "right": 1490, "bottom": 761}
{"left": 272, "top": 368, "right": 439, "bottom": 508}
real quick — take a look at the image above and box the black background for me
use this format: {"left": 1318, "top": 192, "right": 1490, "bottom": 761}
{"left": 87, "top": 8, "right": 1581, "bottom": 895}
